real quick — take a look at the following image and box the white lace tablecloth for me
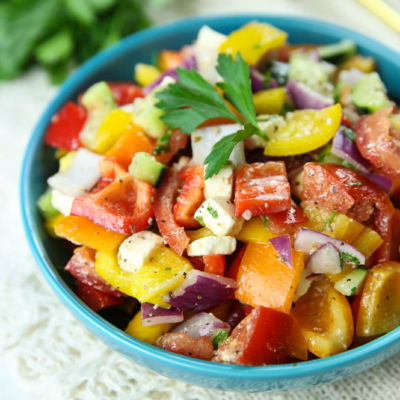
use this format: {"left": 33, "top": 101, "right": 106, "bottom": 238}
{"left": 2, "top": 1, "right": 400, "bottom": 399}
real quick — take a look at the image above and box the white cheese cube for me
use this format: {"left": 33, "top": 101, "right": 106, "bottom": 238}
{"left": 117, "top": 231, "right": 164, "bottom": 274}
{"left": 194, "top": 197, "right": 243, "bottom": 237}
{"left": 187, "top": 236, "right": 236, "bottom": 256}
{"left": 204, "top": 163, "right": 233, "bottom": 200}
{"left": 51, "top": 189, "right": 74, "bottom": 216}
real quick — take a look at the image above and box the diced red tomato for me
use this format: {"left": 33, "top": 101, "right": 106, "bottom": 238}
{"left": 341, "top": 113, "right": 353, "bottom": 128}
{"left": 203, "top": 254, "right": 226, "bottom": 276}
{"left": 106, "top": 82, "right": 145, "bottom": 106}
{"left": 266, "top": 199, "right": 308, "bottom": 235}
{"left": 301, "top": 162, "right": 355, "bottom": 214}
{"left": 44, "top": 102, "right": 87, "bottom": 151}
{"left": 356, "top": 108, "right": 400, "bottom": 179}
{"left": 154, "top": 130, "right": 189, "bottom": 165}
{"left": 153, "top": 168, "right": 190, "bottom": 255}
{"left": 234, "top": 162, "right": 291, "bottom": 217}
{"left": 226, "top": 244, "right": 248, "bottom": 281}
{"left": 322, "top": 163, "right": 394, "bottom": 263}
{"left": 71, "top": 174, "right": 155, "bottom": 235}
{"left": 187, "top": 256, "right": 205, "bottom": 271}
{"left": 76, "top": 281, "right": 125, "bottom": 311}
{"left": 66, "top": 246, "right": 125, "bottom": 296}
{"left": 213, "top": 306, "right": 292, "bottom": 365}
{"left": 155, "top": 332, "right": 214, "bottom": 361}
{"left": 173, "top": 165, "right": 205, "bottom": 228}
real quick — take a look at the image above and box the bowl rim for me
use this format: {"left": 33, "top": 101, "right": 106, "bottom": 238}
{"left": 20, "top": 14, "right": 400, "bottom": 381}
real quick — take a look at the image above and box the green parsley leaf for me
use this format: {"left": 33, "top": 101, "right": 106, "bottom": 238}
{"left": 351, "top": 181, "right": 365, "bottom": 186}
{"left": 343, "top": 127, "right": 356, "bottom": 142}
{"left": 341, "top": 161, "right": 357, "bottom": 170}
{"left": 350, "top": 287, "right": 356, "bottom": 295}
{"left": 324, "top": 211, "right": 337, "bottom": 229}
{"left": 263, "top": 216, "right": 269, "bottom": 228}
{"left": 264, "top": 68, "right": 272, "bottom": 88}
{"left": 212, "top": 329, "right": 228, "bottom": 350}
{"left": 204, "top": 123, "right": 259, "bottom": 179}
{"left": 195, "top": 216, "right": 206, "bottom": 227}
{"left": 342, "top": 252, "right": 361, "bottom": 265}
{"left": 207, "top": 206, "right": 218, "bottom": 219}
{"left": 339, "top": 252, "right": 344, "bottom": 270}
{"left": 153, "top": 130, "right": 173, "bottom": 155}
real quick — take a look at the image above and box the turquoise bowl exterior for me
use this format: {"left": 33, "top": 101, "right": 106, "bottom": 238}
{"left": 21, "top": 15, "right": 400, "bottom": 393}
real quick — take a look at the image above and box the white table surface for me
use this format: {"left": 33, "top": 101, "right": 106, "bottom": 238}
{"left": 1, "top": 0, "right": 400, "bottom": 399}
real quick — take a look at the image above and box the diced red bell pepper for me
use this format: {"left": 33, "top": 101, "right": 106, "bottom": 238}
{"left": 71, "top": 174, "right": 155, "bottom": 235}
{"left": 107, "top": 82, "right": 145, "bottom": 106}
{"left": 186, "top": 256, "right": 205, "bottom": 271}
{"left": 76, "top": 281, "right": 125, "bottom": 311}
{"left": 234, "top": 162, "right": 291, "bottom": 217}
{"left": 154, "top": 168, "right": 190, "bottom": 255}
{"left": 173, "top": 165, "right": 205, "bottom": 228}
{"left": 213, "top": 306, "right": 292, "bottom": 365}
{"left": 155, "top": 332, "right": 214, "bottom": 361}
{"left": 203, "top": 254, "right": 226, "bottom": 276}
{"left": 266, "top": 199, "right": 308, "bottom": 235}
{"left": 98, "top": 157, "right": 128, "bottom": 179}
{"left": 44, "top": 101, "right": 87, "bottom": 151}
{"left": 65, "top": 246, "right": 125, "bottom": 296}
{"left": 154, "top": 130, "right": 189, "bottom": 165}
{"left": 226, "top": 244, "right": 248, "bottom": 281}
{"left": 301, "top": 162, "right": 355, "bottom": 214}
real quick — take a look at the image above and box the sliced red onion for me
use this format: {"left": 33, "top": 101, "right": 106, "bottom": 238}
{"left": 269, "top": 234, "right": 293, "bottom": 268}
{"left": 294, "top": 228, "right": 365, "bottom": 265}
{"left": 363, "top": 173, "right": 394, "bottom": 195}
{"left": 163, "top": 270, "right": 237, "bottom": 314}
{"left": 306, "top": 243, "right": 342, "bottom": 274}
{"left": 170, "top": 313, "right": 225, "bottom": 338}
{"left": 269, "top": 79, "right": 279, "bottom": 89}
{"left": 143, "top": 56, "right": 197, "bottom": 95}
{"left": 338, "top": 68, "right": 364, "bottom": 87}
{"left": 141, "top": 302, "right": 183, "bottom": 327}
{"left": 287, "top": 78, "right": 334, "bottom": 110}
{"left": 250, "top": 67, "right": 265, "bottom": 93}
{"left": 332, "top": 126, "right": 371, "bottom": 173}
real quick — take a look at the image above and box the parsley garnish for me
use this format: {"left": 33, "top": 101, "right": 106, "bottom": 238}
{"left": 343, "top": 127, "right": 356, "bottom": 142}
{"left": 350, "top": 287, "right": 356, "bottom": 295}
{"left": 339, "top": 252, "right": 344, "bottom": 270}
{"left": 342, "top": 252, "right": 361, "bottom": 265}
{"left": 165, "top": 267, "right": 172, "bottom": 271}
{"left": 351, "top": 182, "right": 365, "bottom": 186}
{"left": 207, "top": 206, "right": 218, "bottom": 219}
{"left": 341, "top": 161, "right": 357, "bottom": 170}
{"left": 263, "top": 216, "right": 269, "bottom": 228}
{"left": 279, "top": 102, "right": 293, "bottom": 116}
{"left": 212, "top": 329, "right": 228, "bottom": 349}
{"left": 153, "top": 130, "right": 173, "bottom": 155}
{"left": 195, "top": 216, "right": 205, "bottom": 227}
{"left": 324, "top": 211, "right": 337, "bottom": 229}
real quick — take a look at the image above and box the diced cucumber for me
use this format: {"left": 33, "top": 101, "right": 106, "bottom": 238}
{"left": 318, "top": 40, "right": 357, "bottom": 64}
{"left": 129, "top": 152, "right": 166, "bottom": 186}
{"left": 80, "top": 81, "right": 116, "bottom": 150}
{"left": 317, "top": 144, "right": 342, "bottom": 164}
{"left": 289, "top": 54, "right": 334, "bottom": 98}
{"left": 37, "top": 188, "right": 59, "bottom": 220}
{"left": 133, "top": 76, "right": 175, "bottom": 139}
{"left": 352, "top": 72, "right": 391, "bottom": 113}
{"left": 334, "top": 267, "right": 368, "bottom": 296}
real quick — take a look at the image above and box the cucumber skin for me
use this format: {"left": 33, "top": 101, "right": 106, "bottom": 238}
{"left": 37, "top": 188, "right": 59, "bottom": 220}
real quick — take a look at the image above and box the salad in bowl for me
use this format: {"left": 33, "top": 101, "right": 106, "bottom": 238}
{"left": 37, "top": 21, "right": 400, "bottom": 366}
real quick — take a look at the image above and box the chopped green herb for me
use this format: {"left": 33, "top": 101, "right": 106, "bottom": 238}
{"left": 153, "top": 130, "right": 173, "bottom": 155}
{"left": 342, "top": 252, "right": 361, "bottom": 265}
{"left": 343, "top": 127, "right": 356, "bottom": 142}
{"left": 350, "top": 287, "right": 356, "bottom": 295}
{"left": 324, "top": 211, "right": 337, "bottom": 229}
{"left": 279, "top": 102, "right": 293, "bottom": 116}
{"left": 274, "top": 255, "right": 285, "bottom": 263}
{"left": 253, "top": 43, "right": 262, "bottom": 49}
{"left": 195, "top": 216, "right": 205, "bottom": 227}
{"left": 165, "top": 267, "right": 172, "bottom": 271}
{"left": 341, "top": 161, "right": 357, "bottom": 170}
{"left": 207, "top": 206, "right": 218, "bottom": 219}
{"left": 339, "top": 252, "right": 344, "bottom": 270}
{"left": 177, "top": 189, "right": 182, "bottom": 193}
{"left": 263, "top": 68, "right": 272, "bottom": 88}
{"left": 212, "top": 329, "right": 228, "bottom": 350}
{"left": 351, "top": 181, "right": 365, "bottom": 186}
{"left": 263, "top": 216, "right": 269, "bottom": 228}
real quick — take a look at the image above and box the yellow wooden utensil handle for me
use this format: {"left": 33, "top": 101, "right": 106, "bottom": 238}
{"left": 357, "top": 0, "right": 400, "bottom": 34}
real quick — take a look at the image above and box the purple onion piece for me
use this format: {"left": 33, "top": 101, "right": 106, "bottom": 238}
{"left": 141, "top": 303, "right": 183, "bottom": 327}
{"left": 332, "top": 126, "right": 371, "bottom": 173}
{"left": 250, "top": 67, "right": 265, "bottom": 93}
{"left": 163, "top": 270, "right": 237, "bottom": 314}
{"left": 170, "top": 313, "right": 226, "bottom": 338}
{"left": 363, "top": 173, "right": 394, "bottom": 194}
{"left": 338, "top": 68, "right": 364, "bottom": 87}
{"left": 269, "top": 79, "right": 279, "bottom": 89}
{"left": 198, "top": 321, "right": 231, "bottom": 339}
{"left": 269, "top": 234, "right": 293, "bottom": 268}
{"left": 306, "top": 243, "right": 342, "bottom": 274}
{"left": 287, "top": 78, "right": 334, "bottom": 110}
{"left": 286, "top": 154, "right": 314, "bottom": 180}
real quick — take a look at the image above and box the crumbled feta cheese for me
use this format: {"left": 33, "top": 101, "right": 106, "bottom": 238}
{"left": 51, "top": 189, "right": 74, "bottom": 216}
{"left": 242, "top": 210, "right": 252, "bottom": 221}
{"left": 204, "top": 163, "right": 233, "bottom": 200}
{"left": 187, "top": 236, "right": 236, "bottom": 256}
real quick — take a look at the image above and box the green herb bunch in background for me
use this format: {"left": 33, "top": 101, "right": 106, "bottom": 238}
{"left": 0, "top": 0, "right": 175, "bottom": 84}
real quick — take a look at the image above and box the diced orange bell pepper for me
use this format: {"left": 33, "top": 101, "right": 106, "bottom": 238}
{"left": 54, "top": 215, "right": 127, "bottom": 252}
{"left": 339, "top": 55, "right": 376, "bottom": 73}
{"left": 105, "top": 124, "right": 153, "bottom": 169}
{"left": 235, "top": 242, "right": 304, "bottom": 314}
{"left": 158, "top": 50, "right": 183, "bottom": 71}
{"left": 287, "top": 315, "right": 308, "bottom": 361}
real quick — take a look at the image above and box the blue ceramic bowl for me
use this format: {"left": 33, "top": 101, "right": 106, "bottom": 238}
{"left": 21, "top": 15, "right": 400, "bottom": 393}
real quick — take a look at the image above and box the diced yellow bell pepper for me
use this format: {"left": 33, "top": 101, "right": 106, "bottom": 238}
{"left": 326, "top": 263, "right": 354, "bottom": 283}
{"left": 264, "top": 104, "right": 342, "bottom": 156}
{"left": 253, "top": 88, "right": 286, "bottom": 115}
{"left": 125, "top": 310, "right": 173, "bottom": 344}
{"left": 95, "top": 109, "right": 132, "bottom": 154}
{"left": 187, "top": 227, "right": 214, "bottom": 243}
{"left": 134, "top": 63, "right": 162, "bottom": 87}
{"left": 340, "top": 219, "right": 364, "bottom": 244}
{"left": 236, "top": 217, "right": 277, "bottom": 243}
{"left": 95, "top": 248, "right": 193, "bottom": 307}
{"left": 55, "top": 148, "right": 69, "bottom": 159}
{"left": 54, "top": 215, "right": 127, "bottom": 252}
{"left": 339, "top": 55, "right": 376, "bottom": 73}
{"left": 219, "top": 22, "right": 288, "bottom": 65}
{"left": 59, "top": 151, "right": 76, "bottom": 171}
{"left": 352, "top": 227, "right": 384, "bottom": 259}
{"left": 44, "top": 213, "right": 65, "bottom": 238}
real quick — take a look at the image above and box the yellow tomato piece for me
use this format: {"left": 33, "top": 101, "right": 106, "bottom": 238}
{"left": 54, "top": 215, "right": 127, "bottom": 252}
{"left": 236, "top": 217, "right": 277, "bottom": 243}
{"left": 253, "top": 88, "right": 286, "bottom": 115}
{"left": 339, "top": 55, "right": 376, "bottom": 73}
{"left": 357, "top": 261, "right": 400, "bottom": 336}
{"left": 59, "top": 151, "right": 76, "bottom": 171}
{"left": 287, "top": 316, "right": 308, "bottom": 361}
{"left": 352, "top": 227, "right": 384, "bottom": 259}
{"left": 325, "top": 263, "right": 354, "bottom": 284}
{"left": 292, "top": 280, "right": 354, "bottom": 358}
{"left": 134, "top": 63, "right": 162, "bottom": 87}
{"left": 125, "top": 310, "right": 173, "bottom": 344}
{"left": 187, "top": 227, "right": 214, "bottom": 243}
{"left": 340, "top": 218, "right": 364, "bottom": 244}
{"left": 219, "top": 22, "right": 288, "bottom": 65}
{"left": 44, "top": 213, "right": 65, "bottom": 238}
{"left": 95, "top": 109, "right": 132, "bottom": 154}
{"left": 264, "top": 104, "right": 342, "bottom": 156}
